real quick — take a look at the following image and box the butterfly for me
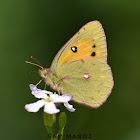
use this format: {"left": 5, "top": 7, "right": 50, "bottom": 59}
{"left": 28, "top": 21, "right": 114, "bottom": 108}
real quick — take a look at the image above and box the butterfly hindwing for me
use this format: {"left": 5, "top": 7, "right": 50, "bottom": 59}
{"left": 55, "top": 59, "right": 113, "bottom": 108}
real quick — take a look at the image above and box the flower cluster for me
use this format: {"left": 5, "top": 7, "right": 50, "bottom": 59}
{"left": 25, "top": 84, "right": 75, "bottom": 114}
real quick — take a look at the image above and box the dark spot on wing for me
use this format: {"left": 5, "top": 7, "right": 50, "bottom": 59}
{"left": 92, "top": 45, "right": 96, "bottom": 48}
{"left": 91, "top": 52, "right": 96, "bottom": 56}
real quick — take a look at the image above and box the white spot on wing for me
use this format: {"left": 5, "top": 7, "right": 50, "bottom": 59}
{"left": 84, "top": 74, "right": 89, "bottom": 79}
{"left": 72, "top": 47, "right": 76, "bottom": 51}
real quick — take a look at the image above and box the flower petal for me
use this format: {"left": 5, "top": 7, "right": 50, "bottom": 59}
{"left": 44, "top": 102, "right": 60, "bottom": 114}
{"left": 30, "top": 84, "right": 52, "bottom": 99}
{"left": 25, "top": 99, "right": 45, "bottom": 112}
{"left": 30, "top": 84, "right": 52, "bottom": 94}
{"left": 64, "top": 102, "right": 76, "bottom": 112}
{"left": 29, "top": 84, "right": 38, "bottom": 91}
{"left": 51, "top": 94, "right": 73, "bottom": 103}
{"left": 32, "top": 90, "right": 48, "bottom": 99}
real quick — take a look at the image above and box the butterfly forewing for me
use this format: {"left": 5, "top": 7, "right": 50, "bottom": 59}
{"left": 51, "top": 21, "right": 107, "bottom": 72}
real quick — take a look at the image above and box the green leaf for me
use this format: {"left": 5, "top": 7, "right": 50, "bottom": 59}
{"left": 59, "top": 112, "right": 66, "bottom": 128}
{"left": 44, "top": 112, "right": 56, "bottom": 127}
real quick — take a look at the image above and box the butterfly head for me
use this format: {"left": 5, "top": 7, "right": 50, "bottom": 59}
{"left": 39, "top": 68, "right": 52, "bottom": 78}
{"left": 39, "top": 68, "right": 48, "bottom": 78}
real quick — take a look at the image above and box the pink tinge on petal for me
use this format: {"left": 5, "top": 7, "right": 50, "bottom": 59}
{"left": 64, "top": 102, "right": 76, "bottom": 112}
{"left": 44, "top": 102, "right": 60, "bottom": 114}
{"left": 29, "top": 84, "right": 52, "bottom": 99}
{"left": 52, "top": 94, "right": 73, "bottom": 103}
{"left": 32, "top": 90, "right": 48, "bottom": 99}
{"left": 25, "top": 99, "right": 45, "bottom": 112}
{"left": 29, "top": 84, "right": 38, "bottom": 91}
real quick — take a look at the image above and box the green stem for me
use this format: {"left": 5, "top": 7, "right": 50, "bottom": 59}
{"left": 57, "top": 127, "right": 64, "bottom": 140}
{"left": 60, "top": 128, "right": 64, "bottom": 140}
{"left": 46, "top": 126, "right": 54, "bottom": 140}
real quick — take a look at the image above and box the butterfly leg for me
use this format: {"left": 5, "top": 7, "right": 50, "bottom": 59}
{"left": 60, "top": 87, "right": 64, "bottom": 95}
{"left": 56, "top": 86, "right": 61, "bottom": 95}
{"left": 44, "top": 83, "right": 46, "bottom": 90}
{"left": 51, "top": 84, "right": 60, "bottom": 95}
{"left": 51, "top": 84, "right": 64, "bottom": 95}
{"left": 57, "top": 87, "right": 64, "bottom": 95}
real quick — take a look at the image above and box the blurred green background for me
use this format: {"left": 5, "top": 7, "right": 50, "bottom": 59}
{"left": 0, "top": 0, "right": 140, "bottom": 140}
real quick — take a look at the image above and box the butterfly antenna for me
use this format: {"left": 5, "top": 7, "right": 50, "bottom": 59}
{"left": 25, "top": 61, "right": 44, "bottom": 69}
{"left": 31, "top": 56, "right": 44, "bottom": 68}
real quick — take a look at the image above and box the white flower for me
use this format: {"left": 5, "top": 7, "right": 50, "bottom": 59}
{"left": 25, "top": 84, "right": 76, "bottom": 114}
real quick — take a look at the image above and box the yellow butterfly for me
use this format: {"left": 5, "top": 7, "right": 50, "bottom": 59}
{"left": 32, "top": 21, "right": 114, "bottom": 108}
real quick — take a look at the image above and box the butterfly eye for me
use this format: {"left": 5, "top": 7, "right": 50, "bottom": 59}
{"left": 71, "top": 46, "right": 77, "bottom": 52}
